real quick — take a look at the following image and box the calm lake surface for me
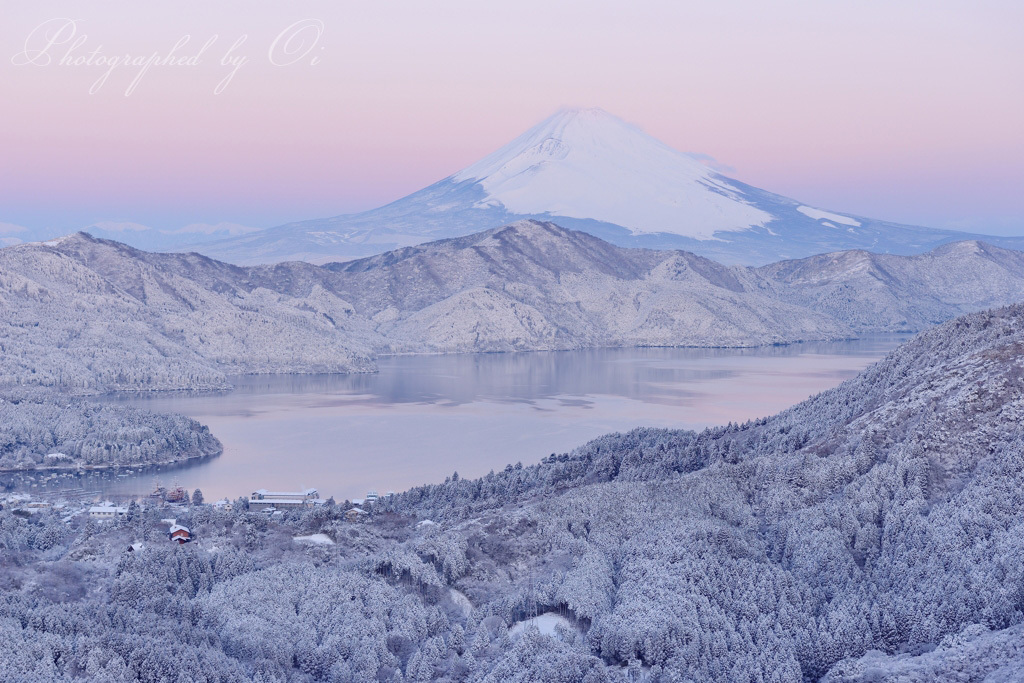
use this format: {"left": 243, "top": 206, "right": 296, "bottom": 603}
{"left": 29, "top": 339, "right": 909, "bottom": 502}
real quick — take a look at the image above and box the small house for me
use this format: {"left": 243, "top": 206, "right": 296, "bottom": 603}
{"left": 168, "top": 524, "right": 192, "bottom": 544}
{"left": 345, "top": 507, "right": 368, "bottom": 523}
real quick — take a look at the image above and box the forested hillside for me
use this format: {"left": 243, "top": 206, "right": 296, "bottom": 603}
{"left": 323, "top": 220, "right": 842, "bottom": 351}
{"left": 378, "top": 303, "right": 1024, "bottom": 679}
{"left": 0, "top": 235, "right": 375, "bottom": 392}
{"left": 757, "top": 239, "right": 1024, "bottom": 331}
{"left": 2, "top": 304, "right": 1023, "bottom": 680}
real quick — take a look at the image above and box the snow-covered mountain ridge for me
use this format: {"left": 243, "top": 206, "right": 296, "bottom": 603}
{"left": 187, "top": 108, "right": 1024, "bottom": 266}
{"left": 5, "top": 220, "right": 1024, "bottom": 391}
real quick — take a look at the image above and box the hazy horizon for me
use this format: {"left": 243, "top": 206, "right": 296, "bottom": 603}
{"left": 2, "top": 1, "right": 1022, "bottom": 237}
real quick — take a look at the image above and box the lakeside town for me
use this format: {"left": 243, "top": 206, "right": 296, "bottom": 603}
{"left": 0, "top": 482, "right": 395, "bottom": 545}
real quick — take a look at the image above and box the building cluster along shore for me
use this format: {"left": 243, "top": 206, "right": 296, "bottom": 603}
{"left": 1, "top": 481, "right": 395, "bottom": 545}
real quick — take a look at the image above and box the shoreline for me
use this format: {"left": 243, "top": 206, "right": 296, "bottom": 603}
{"left": 82, "top": 332, "right": 916, "bottom": 399}
{"left": 0, "top": 445, "right": 223, "bottom": 476}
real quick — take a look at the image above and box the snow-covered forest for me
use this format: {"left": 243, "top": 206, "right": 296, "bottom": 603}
{"left": 0, "top": 390, "right": 220, "bottom": 471}
{"left": 0, "top": 234, "right": 376, "bottom": 393}
{"left": 3, "top": 303, "right": 1024, "bottom": 681}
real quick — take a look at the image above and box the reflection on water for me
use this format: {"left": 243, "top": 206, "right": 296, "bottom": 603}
{"left": 14, "top": 338, "right": 909, "bottom": 502}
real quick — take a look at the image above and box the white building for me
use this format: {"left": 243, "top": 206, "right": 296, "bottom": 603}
{"left": 249, "top": 488, "right": 320, "bottom": 511}
{"left": 89, "top": 504, "right": 128, "bottom": 520}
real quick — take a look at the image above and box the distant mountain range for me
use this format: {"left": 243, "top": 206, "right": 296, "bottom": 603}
{"left": 4, "top": 221, "right": 1024, "bottom": 392}
{"left": 0, "top": 220, "right": 263, "bottom": 252}
{"left": 183, "top": 108, "right": 1024, "bottom": 266}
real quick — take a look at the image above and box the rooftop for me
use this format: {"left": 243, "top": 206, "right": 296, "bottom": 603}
{"left": 252, "top": 488, "right": 318, "bottom": 497}
{"left": 249, "top": 497, "right": 313, "bottom": 505}
{"left": 89, "top": 505, "right": 127, "bottom": 513}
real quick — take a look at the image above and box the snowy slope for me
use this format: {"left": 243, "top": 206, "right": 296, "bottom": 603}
{"left": 756, "top": 240, "right": 1024, "bottom": 331}
{"left": 180, "top": 108, "right": 1024, "bottom": 266}
{"left": 451, "top": 107, "right": 771, "bottom": 238}
{"left": 385, "top": 303, "right": 1024, "bottom": 681}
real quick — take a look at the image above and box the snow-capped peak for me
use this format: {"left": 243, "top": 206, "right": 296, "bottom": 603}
{"left": 451, "top": 107, "right": 771, "bottom": 239}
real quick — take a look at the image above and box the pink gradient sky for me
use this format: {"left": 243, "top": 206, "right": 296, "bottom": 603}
{"left": 1, "top": 1, "right": 1022, "bottom": 234}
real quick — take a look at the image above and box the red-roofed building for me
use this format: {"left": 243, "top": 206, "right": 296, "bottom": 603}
{"left": 168, "top": 524, "right": 191, "bottom": 544}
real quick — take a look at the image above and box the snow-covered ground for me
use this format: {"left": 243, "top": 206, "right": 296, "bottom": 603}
{"left": 293, "top": 533, "right": 335, "bottom": 545}
{"left": 509, "top": 613, "right": 574, "bottom": 639}
{"left": 797, "top": 205, "right": 861, "bottom": 226}
{"left": 448, "top": 588, "right": 472, "bottom": 616}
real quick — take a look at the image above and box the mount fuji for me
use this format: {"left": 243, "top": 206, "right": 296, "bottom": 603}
{"left": 190, "top": 108, "right": 1024, "bottom": 265}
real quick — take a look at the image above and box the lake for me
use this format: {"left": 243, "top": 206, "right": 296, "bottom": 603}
{"left": 20, "top": 338, "right": 908, "bottom": 502}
